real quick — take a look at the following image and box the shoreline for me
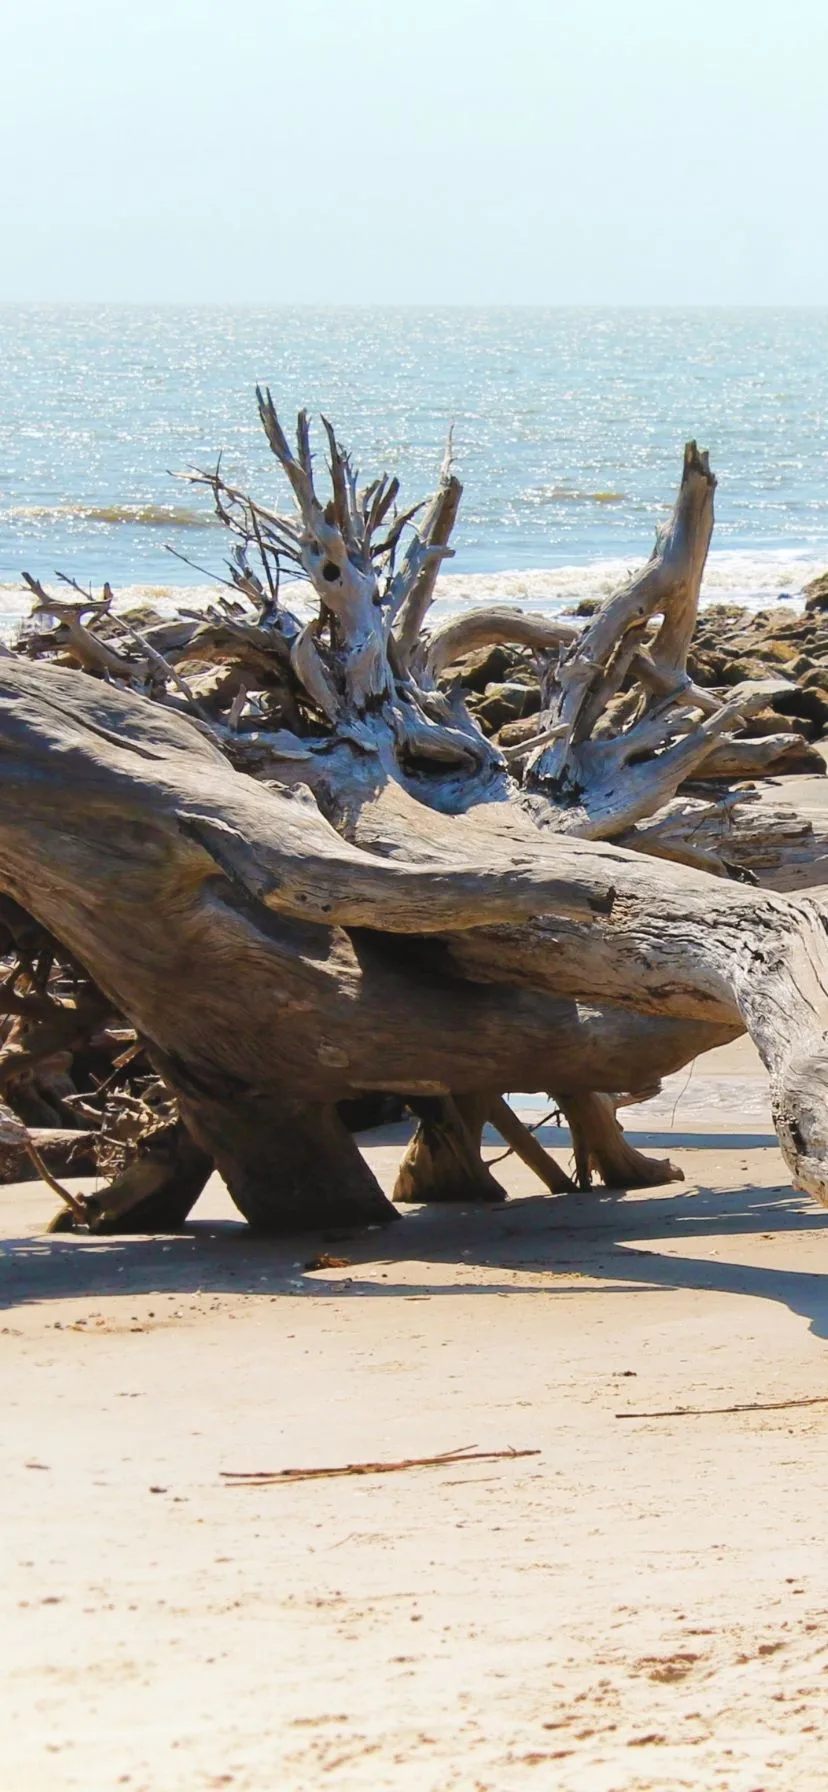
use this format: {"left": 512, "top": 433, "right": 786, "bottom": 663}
{"left": 0, "top": 543, "right": 823, "bottom": 636}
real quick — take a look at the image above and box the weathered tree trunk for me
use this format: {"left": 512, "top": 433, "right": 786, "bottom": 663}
{"left": 395, "top": 1092, "right": 575, "bottom": 1203}
{"left": 559, "top": 1092, "right": 683, "bottom": 1192}
{"left": 0, "top": 1126, "right": 97, "bottom": 1183}
{"left": 7, "top": 398, "right": 828, "bottom": 1231}
{"left": 1, "top": 652, "right": 828, "bottom": 1224}
{"left": 74, "top": 1123, "right": 212, "bottom": 1234}
{"left": 395, "top": 1095, "right": 507, "bottom": 1204}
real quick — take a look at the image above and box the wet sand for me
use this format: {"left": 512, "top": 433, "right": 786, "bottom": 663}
{"left": 3, "top": 1037, "right": 828, "bottom": 1791}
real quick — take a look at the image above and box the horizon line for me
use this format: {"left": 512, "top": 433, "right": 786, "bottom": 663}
{"left": 2, "top": 299, "right": 828, "bottom": 313}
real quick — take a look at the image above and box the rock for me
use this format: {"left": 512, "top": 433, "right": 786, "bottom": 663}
{"left": 736, "top": 710, "right": 808, "bottom": 741}
{"left": 697, "top": 603, "right": 750, "bottom": 630}
{"left": 771, "top": 685, "right": 828, "bottom": 733}
{"left": 450, "top": 643, "right": 523, "bottom": 693}
{"left": 720, "top": 657, "right": 777, "bottom": 686}
{"left": 763, "top": 741, "right": 826, "bottom": 775}
{"left": 506, "top": 664, "right": 543, "bottom": 688}
{"left": 497, "top": 713, "right": 547, "bottom": 748}
{"left": 474, "top": 681, "right": 541, "bottom": 733}
{"left": 804, "top": 571, "right": 828, "bottom": 613}
{"left": 757, "top": 639, "right": 800, "bottom": 666}
{"left": 562, "top": 598, "right": 601, "bottom": 617}
{"left": 686, "top": 648, "right": 730, "bottom": 684}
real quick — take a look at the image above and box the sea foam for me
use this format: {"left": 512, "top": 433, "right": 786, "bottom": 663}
{"left": 0, "top": 546, "right": 820, "bottom": 638}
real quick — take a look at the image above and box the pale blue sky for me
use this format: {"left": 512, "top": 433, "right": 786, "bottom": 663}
{"left": 3, "top": 0, "right": 827, "bottom": 303}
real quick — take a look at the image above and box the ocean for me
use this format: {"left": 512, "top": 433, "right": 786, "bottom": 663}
{"left": 2, "top": 306, "right": 828, "bottom": 631}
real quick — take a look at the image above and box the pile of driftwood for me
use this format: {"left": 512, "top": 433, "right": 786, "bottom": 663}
{"left": 0, "top": 897, "right": 207, "bottom": 1230}
{"left": 3, "top": 393, "right": 828, "bottom": 1235}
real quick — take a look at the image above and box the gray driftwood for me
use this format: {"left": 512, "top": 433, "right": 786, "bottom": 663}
{"left": 5, "top": 397, "right": 828, "bottom": 1231}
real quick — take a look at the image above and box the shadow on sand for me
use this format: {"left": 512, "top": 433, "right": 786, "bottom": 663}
{"left": 3, "top": 1140, "right": 828, "bottom": 1339}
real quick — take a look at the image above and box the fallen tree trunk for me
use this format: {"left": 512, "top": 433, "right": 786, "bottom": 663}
{"left": 1, "top": 654, "right": 828, "bottom": 1224}
{"left": 6, "top": 397, "right": 828, "bottom": 1230}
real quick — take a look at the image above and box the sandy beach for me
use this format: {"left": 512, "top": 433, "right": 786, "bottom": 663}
{"left": 3, "top": 1034, "right": 828, "bottom": 1792}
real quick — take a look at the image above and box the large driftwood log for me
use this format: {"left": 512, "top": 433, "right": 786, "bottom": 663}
{"left": 7, "top": 395, "right": 828, "bottom": 1231}
{"left": 1, "top": 656, "right": 828, "bottom": 1227}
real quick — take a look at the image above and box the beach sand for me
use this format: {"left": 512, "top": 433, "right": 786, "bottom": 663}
{"left": 3, "top": 1025, "right": 828, "bottom": 1792}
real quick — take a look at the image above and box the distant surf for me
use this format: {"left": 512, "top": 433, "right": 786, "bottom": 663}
{"left": 0, "top": 545, "right": 819, "bottom": 637}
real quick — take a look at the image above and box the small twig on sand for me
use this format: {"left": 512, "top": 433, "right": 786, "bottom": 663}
{"left": 617, "top": 1395, "right": 828, "bottom": 1421}
{"left": 221, "top": 1445, "right": 540, "bottom": 1485}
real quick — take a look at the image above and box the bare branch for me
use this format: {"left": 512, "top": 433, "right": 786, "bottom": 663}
{"left": 21, "top": 574, "right": 137, "bottom": 682}
{"left": 422, "top": 607, "right": 578, "bottom": 682}
{"left": 321, "top": 415, "right": 357, "bottom": 550}
{"left": 393, "top": 455, "right": 463, "bottom": 662}
{"left": 290, "top": 621, "right": 340, "bottom": 724}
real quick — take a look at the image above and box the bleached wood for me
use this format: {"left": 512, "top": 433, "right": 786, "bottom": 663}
{"left": 3, "top": 660, "right": 824, "bottom": 1217}
{"left": 421, "top": 608, "right": 578, "bottom": 684}
{"left": 560, "top": 1092, "right": 683, "bottom": 1190}
{"left": 526, "top": 443, "right": 724, "bottom": 835}
{"left": 9, "top": 399, "right": 828, "bottom": 1231}
{"left": 393, "top": 436, "right": 462, "bottom": 660}
{"left": 543, "top": 441, "right": 715, "bottom": 758}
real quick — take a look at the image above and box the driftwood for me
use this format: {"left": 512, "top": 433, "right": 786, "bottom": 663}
{"left": 0, "top": 1101, "right": 88, "bottom": 1219}
{"left": 5, "top": 395, "right": 828, "bottom": 1233}
{"left": 0, "top": 893, "right": 211, "bottom": 1230}
{"left": 0, "top": 1124, "right": 96, "bottom": 1183}
{"left": 616, "top": 1396, "right": 828, "bottom": 1421}
{"left": 220, "top": 1446, "right": 541, "bottom": 1484}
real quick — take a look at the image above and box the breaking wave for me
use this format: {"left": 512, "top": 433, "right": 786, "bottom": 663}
{"left": 0, "top": 545, "right": 822, "bottom": 635}
{"left": 5, "top": 503, "right": 209, "bottom": 529}
{"left": 430, "top": 547, "right": 822, "bottom": 616}
{"left": 524, "top": 487, "right": 627, "bottom": 507}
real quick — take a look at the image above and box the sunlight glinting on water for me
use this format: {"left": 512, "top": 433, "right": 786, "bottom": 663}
{"left": 2, "top": 307, "right": 828, "bottom": 621}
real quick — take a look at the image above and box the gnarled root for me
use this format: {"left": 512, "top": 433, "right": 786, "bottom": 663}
{"left": 78, "top": 1123, "right": 212, "bottom": 1234}
{"left": 177, "top": 1092, "right": 399, "bottom": 1233}
{"left": 559, "top": 1091, "right": 684, "bottom": 1191}
{"left": 395, "top": 1095, "right": 505, "bottom": 1204}
{"left": 395, "top": 1091, "right": 575, "bottom": 1203}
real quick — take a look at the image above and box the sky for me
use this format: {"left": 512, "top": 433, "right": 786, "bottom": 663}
{"left": 2, "top": 0, "right": 828, "bottom": 305}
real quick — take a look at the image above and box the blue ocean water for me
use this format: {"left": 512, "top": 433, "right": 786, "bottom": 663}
{"left": 1, "top": 306, "right": 827, "bottom": 620}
